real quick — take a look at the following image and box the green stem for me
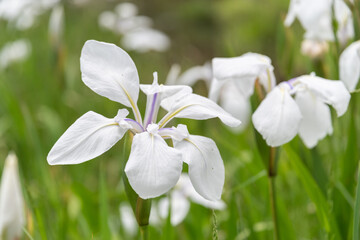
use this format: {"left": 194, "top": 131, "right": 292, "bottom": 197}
{"left": 140, "top": 226, "right": 149, "bottom": 240}
{"left": 268, "top": 147, "right": 280, "bottom": 240}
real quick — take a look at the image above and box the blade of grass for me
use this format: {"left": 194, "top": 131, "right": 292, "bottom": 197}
{"left": 353, "top": 162, "right": 360, "bottom": 240}
{"left": 284, "top": 145, "right": 341, "bottom": 239}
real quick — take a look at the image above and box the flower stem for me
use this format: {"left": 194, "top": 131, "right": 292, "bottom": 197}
{"left": 140, "top": 225, "right": 149, "bottom": 240}
{"left": 268, "top": 147, "right": 280, "bottom": 240}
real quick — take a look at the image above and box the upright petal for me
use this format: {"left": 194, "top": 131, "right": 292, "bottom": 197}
{"left": 296, "top": 75, "right": 350, "bottom": 116}
{"left": 252, "top": 85, "right": 302, "bottom": 147}
{"left": 176, "top": 63, "right": 212, "bottom": 88}
{"left": 174, "top": 135, "right": 225, "bottom": 201}
{"left": 80, "top": 40, "right": 140, "bottom": 108}
{"left": 0, "top": 153, "right": 25, "bottom": 240}
{"left": 160, "top": 93, "right": 241, "bottom": 128}
{"left": 47, "top": 111, "right": 130, "bottom": 165}
{"left": 140, "top": 72, "right": 192, "bottom": 126}
{"left": 295, "top": 90, "right": 333, "bottom": 148}
{"left": 125, "top": 131, "right": 183, "bottom": 199}
{"left": 339, "top": 40, "right": 360, "bottom": 91}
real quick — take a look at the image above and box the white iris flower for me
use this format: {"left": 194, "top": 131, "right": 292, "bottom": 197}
{"left": 47, "top": 40, "right": 240, "bottom": 200}
{"left": 0, "top": 153, "right": 25, "bottom": 240}
{"left": 285, "top": 0, "right": 354, "bottom": 50}
{"left": 210, "top": 53, "right": 276, "bottom": 131}
{"left": 253, "top": 73, "right": 350, "bottom": 148}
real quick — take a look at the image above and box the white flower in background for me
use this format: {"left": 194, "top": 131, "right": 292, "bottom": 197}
{"left": 301, "top": 39, "right": 329, "bottom": 59}
{"left": 339, "top": 40, "right": 360, "bottom": 91}
{"left": 155, "top": 174, "right": 226, "bottom": 226}
{"left": 165, "top": 63, "right": 212, "bottom": 87}
{"left": 98, "top": 2, "right": 170, "bottom": 53}
{"left": 119, "top": 203, "right": 138, "bottom": 236}
{"left": 253, "top": 73, "right": 350, "bottom": 148}
{"left": 0, "top": 39, "right": 31, "bottom": 69}
{"left": 48, "top": 5, "right": 64, "bottom": 48}
{"left": 98, "top": 3, "right": 152, "bottom": 34}
{"left": 0, "top": 152, "right": 25, "bottom": 240}
{"left": 47, "top": 40, "right": 240, "bottom": 200}
{"left": 121, "top": 28, "right": 170, "bottom": 53}
{"left": 0, "top": 0, "right": 60, "bottom": 30}
{"left": 285, "top": 0, "right": 354, "bottom": 55}
{"left": 210, "top": 53, "right": 276, "bottom": 131}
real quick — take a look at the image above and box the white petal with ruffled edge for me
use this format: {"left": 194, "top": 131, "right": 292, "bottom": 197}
{"left": 174, "top": 135, "right": 224, "bottom": 201}
{"left": 124, "top": 130, "right": 183, "bottom": 199}
{"left": 160, "top": 93, "right": 241, "bottom": 128}
{"left": 0, "top": 153, "right": 25, "bottom": 240}
{"left": 47, "top": 110, "right": 130, "bottom": 165}
{"left": 80, "top": 40, "right": 140, "bottom": 108}
{"left": 296, "top": 75, "right": 350, "bottom": 116}
{"left": 252, "top": 85, "right": 302, "bottom": 147}
{"left": 339, "top": 40, "right": 360, "bottom": 91}
{"left": 295, "top": 90, "right": 333, "bottom": 148}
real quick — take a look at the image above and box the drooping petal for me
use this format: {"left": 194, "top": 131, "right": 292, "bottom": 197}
{"left": 295, "top": 90, "right": 333, "bottom": 148}
{"left": 158, "top": 191, "right": 190, "bottom": 226}
{"left": 219, "top": 81, "right": 251, "bottom": 132}
{"left": 339, "top": 40, "right": 360, "bottom": 91}
{"left": 174, "top": 135, "right": 225, "bottom": 201}
{"left": 80, "top": 40, "right": 140, "bottom": 108}
{"left": 0, "top": 153, "right": 25, "bottom": 240}
{"left": 160, "top": 93, "right": 241, "bottom": 128}
{"left": 47, "top": 110, "right": 130, "bottom": 165}
{"left": 177, "top": 174, "right": 226, "bottom": 210}
{"left": 124, "top": 130, "right": 183, "bottom": 199}
{"left": 296, "top": 75, "right": 350, "bottom": 116}
{"left": 252, "top": 85, "right": 302, "bottom": 147}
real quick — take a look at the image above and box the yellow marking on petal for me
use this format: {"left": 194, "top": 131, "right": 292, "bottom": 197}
{"left": 118, "top": 82, "right": 142, "bottom": 123}
{"left": 159, "top": 104, "right": 195, "bottom": 128}
{"left": 266, "top": 68, "right": 272, "bottom": 93}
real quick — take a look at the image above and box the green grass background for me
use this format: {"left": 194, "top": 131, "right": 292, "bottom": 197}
{"left": 0, "top": 0, "right": 359, "bottom": 239}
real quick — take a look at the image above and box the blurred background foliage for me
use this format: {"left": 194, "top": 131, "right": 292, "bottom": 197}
{"left": 0, "top": 0, "right": 359, "bottom": 239}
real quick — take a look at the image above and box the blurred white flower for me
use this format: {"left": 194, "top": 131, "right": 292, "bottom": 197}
{"left": 285, "top": 0, "right": 354, "bottom": 51}
{"left": 122, "top": 28, "right": 170, "bottom": 53}
{"left": 165, "top": 63, "right": 212, "bottom": 87}
{"left": 48, "top": 5, "right": 64, "bottom": 47}
{"left": 98, "top": 2, "right": 170, "bottom": 53}
{"left": 253, "top": 73, "right": 350, "bottom": 148}
{"left": 0, "top": 0, "right": 59, "bottom": 30}
{"left": 47, "top": 40, "right": 240, "bottom": 200}
{"left": 210, "top": 53, "right": 276, "bottom": 131}
{"left": 339, "top": 40, "right": 360, "bottom": 91}
{"left": 301, "top": 39, "right": 329, "bottom": 59}
{"left": 119, "top": 203, "right": 137, "bottom": 236}
{"left": 0, "top": 152, "right": 25, "bottom": 240}
{"left": 156, "top": 174, "right": 226, "bottom": 226}
{"left": 0, "top": 39, "right": 31, "bottom": 69}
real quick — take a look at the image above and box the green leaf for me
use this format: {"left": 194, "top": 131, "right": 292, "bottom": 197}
{"left": 284, "top": 145, "right": 341, "bottom": 239}
{"left": 353, "top": 163, "right": 360, "bottom": 240}
{"left": 99, "top": 163, "right": 111, "bottom": 239}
